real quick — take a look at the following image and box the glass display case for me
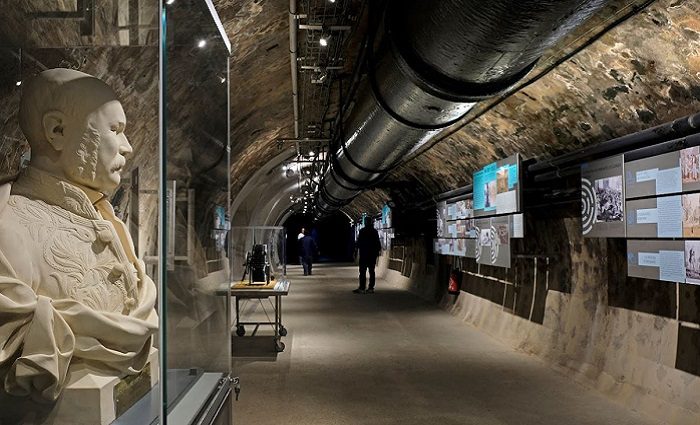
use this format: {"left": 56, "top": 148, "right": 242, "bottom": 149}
{"left": 230, "top": 226, "right": 287, "bottom": 285}
{"left": 0, "top": 1, "right": 232, "bottom": 424}
{"left": 160, "top": 1, "right": 232, "bottom": 424}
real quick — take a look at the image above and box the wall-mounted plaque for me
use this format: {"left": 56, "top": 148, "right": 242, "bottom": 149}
{"left": 627, "top": 240, "right": 685, "bottom": 283}
{"left": 581, "top": 155, "right": 626, "bottom": 238}
{"left": 475, "top": 217, "right": 511, "bottom": 268}
{"left": 436, "top": 201, "right": 447, "bottom": 237}
{"left": 453, "top": 199, "right": 473, "bottom": 219}
{"left": 681, "top": 146, "right": 700, "bottom": 193}
{"left": 625, "top": 151, "right": 681, "bottom": 199}
{"left": 510, "top": 213, "right": 525, "bottom": 238}
{"left": 626, "top": 195, "right": 682, "bottom": 238}
{"left": 473, "top": 154, "right": 521, "bottom": 217}
{"left": 682, "top": 192, "right": 700, "bottom": 238}
{"left": 685, "top": 240, "right": 700, "bottom": 285}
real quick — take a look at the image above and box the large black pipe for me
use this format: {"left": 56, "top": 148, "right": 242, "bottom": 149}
{"left": 315, "top": 0, "right": 611, "bottom": 218}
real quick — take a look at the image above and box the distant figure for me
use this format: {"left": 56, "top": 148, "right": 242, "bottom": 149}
{"left": 297, "top": 227, "right": 305, "bottom": 264}
{"left": 690, "top": 248, "right": 696, "bottom": 271}
{"left": 353, "top": 217, "right": 382, "bottom": 294}
{"left": 300, "top": 230, "right": 318, "bottom": 276}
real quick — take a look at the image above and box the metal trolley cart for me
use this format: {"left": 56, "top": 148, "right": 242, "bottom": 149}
{"left": 227, "top": 279, "right": 290, "bottom": 352}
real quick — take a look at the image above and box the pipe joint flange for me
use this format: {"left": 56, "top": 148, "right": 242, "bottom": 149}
{"left": 329, "top": 152, "right": 385, "bottom": 191}
{"left": 367, "top": 62, "right": 467, "bottom": 131}
{"left": 320, "top": 185, "right": 350, "bottom": 209}
{"left": 330, "top": 158, "right": 387, "bottom": 193}
{"left": 386, "top": 13, "right": 538, "bottom": 104}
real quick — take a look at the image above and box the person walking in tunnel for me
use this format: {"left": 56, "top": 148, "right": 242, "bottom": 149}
{"left": 300, "top": 229, "right": 318, "bottom": 276}
{"left": 353, "top": 217, "right": 382, "bottom": 294}
{"left": 297, "top": 227, "right": 305, "bottom": 265}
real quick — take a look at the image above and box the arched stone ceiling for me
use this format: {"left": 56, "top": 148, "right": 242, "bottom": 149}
{"left": 2, "top": 1, "right": 696, "bottom": 223}
{"left": 216, "top": 0, "right": 295, "bottom": 197}
{"left": 387, "top": 0, "right": 700, "bottom": 202}
{"left": 218, "top": 0, "right": 700, "bottom": 218}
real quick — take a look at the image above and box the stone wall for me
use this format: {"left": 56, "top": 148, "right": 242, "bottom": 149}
{"left": 384, "top": 203, "right": 700, "bottom": 425}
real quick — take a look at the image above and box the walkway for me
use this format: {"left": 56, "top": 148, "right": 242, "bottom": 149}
{"left": 232, "top": 264, "right": 656, "bottom": 425}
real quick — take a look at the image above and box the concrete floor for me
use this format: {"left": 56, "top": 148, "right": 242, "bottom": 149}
{"left": 232, "top": 264, "right": 657, "bottom": 425}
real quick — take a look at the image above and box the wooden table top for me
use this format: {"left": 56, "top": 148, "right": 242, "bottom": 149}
{"left": 226, "top": 279, "right": 291, "bottom": 296}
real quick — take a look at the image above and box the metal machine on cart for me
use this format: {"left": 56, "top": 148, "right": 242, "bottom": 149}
{"left": 228, "top": 226, "right": 289, "bottom": 352}
{"left": 242, "top": 244, "right": 272, "bottom": 285}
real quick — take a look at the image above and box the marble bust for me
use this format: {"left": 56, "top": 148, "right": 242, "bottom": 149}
{"left": 0, "top": 68, "right": 158, "bottom": 403}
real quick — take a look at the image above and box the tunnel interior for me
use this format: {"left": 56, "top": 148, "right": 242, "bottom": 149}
{"left": 0, "top": 0, "right": 699, "bottom": 424}
{"left": 283, "top": 211, "right": 354, "bottom": 264}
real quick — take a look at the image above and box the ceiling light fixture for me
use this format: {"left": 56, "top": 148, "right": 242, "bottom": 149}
{"left": 166, "top": 0, "right": 175, "bottom": 4}
{"left": 319, "top": 37, "right": 328, "bottom": 47}
{"left": 197, "top": 39, "right": 207, "bottom": 48}
{"left": 15, "top": 81, "right": 21, "bottom": 87}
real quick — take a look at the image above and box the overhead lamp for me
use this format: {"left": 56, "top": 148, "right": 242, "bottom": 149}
{"left": 197, "top": 39, "right": 207, "bottom": 48}
{"left": 319, "top": 37, "right": 328, "bottom": 47}
{"left": 329, "top": 0, "right": 336, "bottom": 3}
{"left": 220, "top": 77, "right": 226, "bottom": 84}
{"left": 282, "top": 164, "right": 288, "bottom": 171}
{"left": 15, "top": 81, "right": 21, "bottom": 87}
{"left": 309, "top": 150, "right": 315, "bottom": 156}
{"left": 166, "top": 0, "right": 175, "bottom": 4}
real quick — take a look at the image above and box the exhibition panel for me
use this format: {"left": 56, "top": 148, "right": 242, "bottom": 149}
{"left": 581, "top": 154, "right": 626, "bottom": 238}
{"left": 373, "top": 211, "right": 394, "bottom": 251}
{"left": 625, "top": 196, "right": 683, "bottom": 238}
{"left": 161, "top": 0, "right": 232, "bottom": 421}
{"left": 473, "top": 154, "right": 521, "bottom": 217}
{"left": 625, "top": 151, "right": 682, "bottom": 199}
{"left": 433, "top": 154, "right": 523, "bottom": 268}
{"left": 579, "top": 142, "right": 700, "bottom": 286}
{"left": 627, "top": 240, "right": 685, "bottom": 283}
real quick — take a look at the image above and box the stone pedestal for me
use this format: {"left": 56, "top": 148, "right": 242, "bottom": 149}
{"left": 49, "top": 348, "right": 159, "bottom": 425}
{"left": 0, "top": 349, "right": 158, "bottom": 425}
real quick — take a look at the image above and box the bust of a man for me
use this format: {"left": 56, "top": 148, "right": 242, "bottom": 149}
{"left": 0, "top": 68, "right": 157, "bottom": 403}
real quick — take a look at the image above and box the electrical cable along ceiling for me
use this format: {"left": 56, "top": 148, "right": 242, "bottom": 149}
{"left": 298, "top": 0, "right": 351, "bottom": 142}
{"left": 284, "top": 0, "right": 365, "bottom": 216}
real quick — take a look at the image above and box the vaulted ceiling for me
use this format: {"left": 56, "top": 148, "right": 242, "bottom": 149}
{"left": 218, "top": 0, "right": 700, "bottom": 222}
{"left": 1, "top": 0, "right": 699, "bottom": 225}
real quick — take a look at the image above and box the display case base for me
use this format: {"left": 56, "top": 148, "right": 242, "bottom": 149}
{"left": 0, "top": 349, "right": 158, "bottom": 425}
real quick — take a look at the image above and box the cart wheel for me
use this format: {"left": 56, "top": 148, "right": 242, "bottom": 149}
{"left": 279, "top": 326, "right": 288, "bottom": 337}
{"left": 275, "top": 341, "right": 285, "bottom": 352}
{"left": 236, "top": 325, "right": 246, "bottom": 337}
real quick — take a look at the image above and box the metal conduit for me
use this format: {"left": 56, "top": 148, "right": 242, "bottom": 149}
{"left": 289, "top": 0, "right": 300, "bottom": 152}
{"left": 315, "top": 0, "right": 610, "bottom": 219}
{"left": 529, "top": 112, "right": 700, "bottom": 174}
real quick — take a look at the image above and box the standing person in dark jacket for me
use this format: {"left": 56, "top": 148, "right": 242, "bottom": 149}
{"left": 353, "top": 217, "right": 382, "bottom": 294}
{"left": 300, "top": 230, "right": 318, "bottom": 276}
